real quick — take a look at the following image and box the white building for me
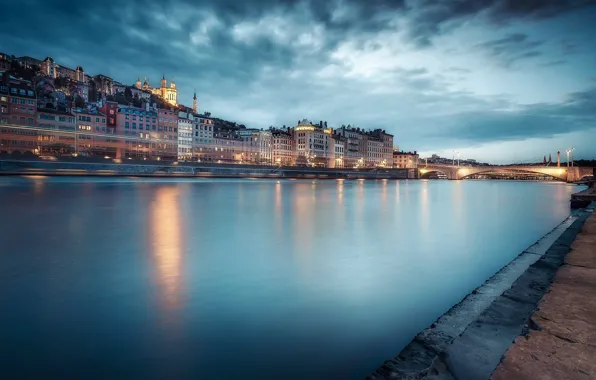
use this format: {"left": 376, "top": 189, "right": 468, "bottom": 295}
{"left": 294, "top": 119, "right": 332, "bottom": 167}
{"left": 331, "top": 135, "right": 346, "bottom": 168}
{"left": 239, "top": 129, "right": 273, "bottom": 165}
{"left": 177, "top": 117, "right": 193, "bottom": 160}
{"left": 271, "top": 128, "right": 294, "bottom": 166}
{"left": 192, "top": 114, "right": 214, "bottom": 161}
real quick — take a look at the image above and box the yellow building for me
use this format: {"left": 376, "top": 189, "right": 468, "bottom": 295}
{"left": 135, "top": 74, "right": 177, "bottom": 106}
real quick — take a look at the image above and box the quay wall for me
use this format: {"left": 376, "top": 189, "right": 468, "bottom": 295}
{"left": 368, "top": 203, "right": 595, "bottom": 380}
{"left": 0, "top": 159, "right": 414, "bottom": 180}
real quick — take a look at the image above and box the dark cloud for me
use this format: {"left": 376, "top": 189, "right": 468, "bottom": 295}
{"left": 475, "top": 33, "right": 544, "bottom": 68}
{"left": 437, "top": 87, "right": 596, "bottom": 142}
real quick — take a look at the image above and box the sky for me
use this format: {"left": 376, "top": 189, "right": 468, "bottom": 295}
{"left": 1, "top": 0, "right": 595, "bottom": 163}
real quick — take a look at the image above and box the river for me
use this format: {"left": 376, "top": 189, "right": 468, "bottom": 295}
{"left": 0, "top": 177, "right": 581, "bottom": 379}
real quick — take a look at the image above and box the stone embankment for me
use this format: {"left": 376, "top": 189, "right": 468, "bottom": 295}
{"left": 368, "top": 203, "right": 595, "bottom": 380}
{"left": 0, "top": 158, "right": 413, "bottom": 180}
{"left": 491, "top": 206, "right": 596, "bottom": 379}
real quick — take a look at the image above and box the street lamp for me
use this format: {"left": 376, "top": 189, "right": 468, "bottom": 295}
{"left": 456, "top": 151, "right": 460, "bottom": 167}
{"left": 566, "top": 148, "right": 571, "bottom": 168}
{"left": 571, "top": 147, "right": 575, "bottom": 167}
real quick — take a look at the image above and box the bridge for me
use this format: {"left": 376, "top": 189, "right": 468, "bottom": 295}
{"left": 419, "top": 164, "right": 594, "bottom": 182}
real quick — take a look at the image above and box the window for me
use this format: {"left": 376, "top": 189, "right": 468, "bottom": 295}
{"left": 11, "top": 97, "right": 17, "bottom": 103}
{"left": 110, "top": 118, "right": 114, "bottom": 124}
{"left": 27, "top": 90, "right": 34, "bottom": 96}
{"left": 19, "top": 89, "right": 25, "bottom": 95}
{"left": 96, "top": 117, "right": 100, "bottom": 122}
{"left": 132, "top": 122, "right": 136, "bottom": 129}
{"left": 152, "top": 125, "right": 156, "bottom": 131}
{"left": 59, "top": 116, "right": 66, "bottom": 122}
{"left": 132, "top": 115, "right": 136, "bottom": 120}
{"left": 109, "top": 110, "right": 114, "bottom": 115}
{"left": 95, "top": 126, "right": 100, "bottom": 132}
{"left": 139, "top": 116, "right": 143, "bottom": 121}
{"left": 28, "top": 100, "right": 34, "bottom": 105}
{"left": 28, "top": 118, "right": 34, "bottom": 125}
{"left": 146, "top": 125, "right": 150, "bottom": 131}
{"left": 125, "top": 114, "right": 129, "bottom": 120}
{"left": 102, "top": 118, "right": 105, "bottom": 123}
{"left": 10, "top": 88, "right": 17, "bottom": 94}
{"left": 125, "top": 122, "right": 130, "bottom": 128}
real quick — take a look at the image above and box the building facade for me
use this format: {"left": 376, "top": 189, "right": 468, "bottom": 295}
{"left": 271, "top": 128, "right": 294, "bottom": 166}
{"left": 136, "top": 75, "right": 177, "bottom": 106}
{"left": 393, "top": 151, "right": 419, "bottom": 168}
{"left": 6, "top": 81, "right": 36, "bottom": 127}
{"left": 331, "top": 134, "right": 346, "bottom": 168}
{"left": 177, "top": 117, "right": 192, "bottom": 160}
{"left": 294, "top": 119, "right": 332, "bottom": 167}
{"left": 192, "top": 114, "right": 214, "bottom": 161}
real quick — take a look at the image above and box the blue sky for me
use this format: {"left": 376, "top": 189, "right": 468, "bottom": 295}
{"left": 1, "top": 0, "right": 595, "bottom": 163}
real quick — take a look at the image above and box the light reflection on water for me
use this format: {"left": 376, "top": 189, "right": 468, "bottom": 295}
{"left": 0, "top": 177, "right": 583, "bottom": 379}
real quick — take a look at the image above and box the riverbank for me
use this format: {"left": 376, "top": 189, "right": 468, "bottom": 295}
{"left": 491, "top": 206, "right": 596, "bottom": 379}
{"left": 571, "top": 186, "right": 596, "bottom": 209}
{"left": 368, "top": 202, "right": 595, "bottom": 380}
{"left": 0, "top": 158, "right": 413, "bottom": 180}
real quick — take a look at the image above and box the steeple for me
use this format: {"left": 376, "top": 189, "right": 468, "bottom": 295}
{"left": 135, "top": 76, "right": 141, "bottom": 89}
{"left": 193, "top": 89, "right": 197, "bottom": 113}
{"left": 161, "top": 73, "right": 166, "bottom": 88}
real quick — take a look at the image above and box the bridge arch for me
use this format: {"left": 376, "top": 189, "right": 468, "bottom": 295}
{"left": 457, "top": 168, "right": 567, "bottom": 181}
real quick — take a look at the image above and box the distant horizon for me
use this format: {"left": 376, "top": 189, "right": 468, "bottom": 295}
{"left": 2, "top": 0, "right": 596, "bottom": 163}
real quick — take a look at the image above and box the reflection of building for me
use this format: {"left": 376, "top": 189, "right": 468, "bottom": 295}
{"left": 294, "top": 119, "right": 332, "bottom": 167}
{"left": 393, "top": 151, "right": 419, "bottom": 168}
{"left": 271, "top": 128, "right": 294, "bottom": 166}
{"left": 135, "top": 75, "right": 177, "bottom": 106}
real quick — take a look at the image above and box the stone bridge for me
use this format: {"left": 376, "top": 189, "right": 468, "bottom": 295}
{"left": 420, "top": 164, "right": 594, "bottom": 182}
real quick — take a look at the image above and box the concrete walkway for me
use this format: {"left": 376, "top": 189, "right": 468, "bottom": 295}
{"left": 491, "top": 209, "right": 596, "bottom": 380}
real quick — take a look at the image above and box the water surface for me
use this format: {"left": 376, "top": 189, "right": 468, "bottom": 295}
{"left": 0, "top": 177, "right": 579, "bottom": 379}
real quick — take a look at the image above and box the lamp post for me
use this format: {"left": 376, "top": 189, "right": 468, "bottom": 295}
{"left": 456, "top": 151, "right": 460, "bottom": 167}
{"left": 452, "top": 150, "right": 455, "bottom": 166}
{"left": 566, "top": 149, "right": 571, "bottom": 168}
{"left": 571, "top": 147, "right": 575, "bottom": 167}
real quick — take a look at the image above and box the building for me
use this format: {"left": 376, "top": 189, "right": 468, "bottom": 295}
{"left": 99, "top": 100, "right": 118, "bottom": 129}
{"left": 115, "top": 105, "right": 159, "bottom": 159}
{"left": 40, "top": 57, "right": 57, "bottom": 78}
{"left": 366, "top": 136, "right": 385, "bottom": 167}
{"left": 5, "top": 80, "right": 37, "bottom": 127}
{"left": 0, "top": 80, "right": 9, "bottom": 125}
{"left": 239, "top": 129, "right": 273, "bottom": 165}
{"left": 294, "top": 119, "right": 332, "bottom": 167}
{"left": 211, "top": 128, "right": 243, "bottom": 163}
{"left": 177, "top": 117, "right": 193, "bottom": 160}
{"left": 331, "top": 134, "right": 346, "bottom": 168}
{"left": 0, "top": 53, "right": 12, "bottom": 71}
{"left": 271, "top": 128, "right": 294, "bottom": 166}
{"left": 36, "top": 108, "right": 76, "bottom": 155}
{"left": 368, "top": 129, "right": 393, "bottom": 167}
{"left": 393, "top": 151, "right": 419, "bottom": 168}
{"left": 158, "top": 108, "right": 178, "bottom": 159}
{"left": 335, "top": 125, "right": 365, "bottom": 168}
{"left": 136, "top": 75, "right": 177, "bottom": 106}
{"left": 72, "top": 108, "right": 112, "bottom": 156}
{"left": 191, "top": 113, "right": 214, "bottom": 161}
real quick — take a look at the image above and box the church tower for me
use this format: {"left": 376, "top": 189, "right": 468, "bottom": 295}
{"left": 161, "top": 74, "right": 167, "bottom": 89}
{"left": 135, "top": 76, "right": 141, "bottom": 89}
{"left": 193, "top": 90, "right": 197, "bottom": 113}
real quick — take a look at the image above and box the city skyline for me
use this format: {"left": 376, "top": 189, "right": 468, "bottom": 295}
{"left": 2, "top": 0, "right": 596, "bottom": 163}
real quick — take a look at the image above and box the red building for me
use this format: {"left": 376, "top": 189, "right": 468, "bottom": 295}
{"left": 99, "top": 100, "right": 117, "bottom": 129}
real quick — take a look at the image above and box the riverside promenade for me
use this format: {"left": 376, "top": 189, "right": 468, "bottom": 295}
{"left": 492, "top": 206, "right": 596, "bottom": 379}
{"left": 368, "top": 202, "right": 595, "bottom": 380}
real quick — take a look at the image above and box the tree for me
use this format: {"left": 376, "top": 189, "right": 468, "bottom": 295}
{"left": 124, "top": 87, "right": 133, "bottom": 100}
{"left": 74, "top": 95, "right": 85, "bottom": 108}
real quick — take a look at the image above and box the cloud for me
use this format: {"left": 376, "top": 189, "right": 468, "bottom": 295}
{"left": 0, "top": 0, "right": 595, "bottom": 160}
{"left": 475, "top": 33, "right": 544, "bottom": 68}
{"left": 436, "top": 87, "right": 596, "bottom": 143}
